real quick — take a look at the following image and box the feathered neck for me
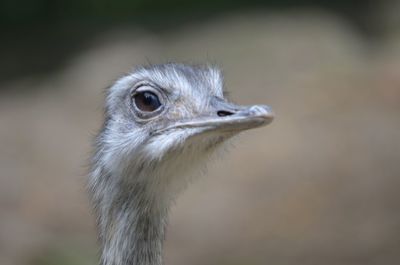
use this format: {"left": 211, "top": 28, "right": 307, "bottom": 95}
{"left": 89, "top": 133, "right": 218, "bottom": 265}
{"left": 90, "top": 167, "right": 171, "bottom": 265}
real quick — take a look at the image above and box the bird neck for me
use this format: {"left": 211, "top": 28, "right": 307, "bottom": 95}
{"left": 92, "top": 145, "right": 204, "bottom": 265}
{"left": 96, "top": 175, "right": 170, "bottom": 265}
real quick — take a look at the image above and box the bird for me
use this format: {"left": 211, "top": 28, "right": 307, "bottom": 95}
{"left": 89, "top": 63, "right": 274, "bottom": 265}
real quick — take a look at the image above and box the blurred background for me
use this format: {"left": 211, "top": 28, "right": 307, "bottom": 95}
{"left": 1, "top": 1, "right": 400, "bottom": 265}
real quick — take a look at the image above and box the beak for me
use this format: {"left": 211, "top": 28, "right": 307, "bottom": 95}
{"left": 156, "top": 98, "right": 274, "bottom": 135}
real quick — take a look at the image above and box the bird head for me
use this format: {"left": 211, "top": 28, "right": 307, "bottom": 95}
{"left": 90, "top": 63, "right": 274, "bottom": 265}
{"left": 96, "top": 63, "right": 273, "bottom": 198}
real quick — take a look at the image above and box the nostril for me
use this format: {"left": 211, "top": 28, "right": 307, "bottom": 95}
{"left": 217, "top": 110, "right": 234, "bottom": 117}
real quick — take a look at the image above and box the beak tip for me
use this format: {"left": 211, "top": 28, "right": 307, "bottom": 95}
{"left": 250, "top": 105, "right": 275, "bottom": 124}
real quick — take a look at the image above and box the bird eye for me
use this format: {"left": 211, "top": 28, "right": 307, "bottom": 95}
{"left": 133, "top": 91, "right": 161, "bottom": 112}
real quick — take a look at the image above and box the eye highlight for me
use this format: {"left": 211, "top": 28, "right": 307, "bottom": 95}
{"left": 133, "top": 91, "right": 161, "bottom": 112}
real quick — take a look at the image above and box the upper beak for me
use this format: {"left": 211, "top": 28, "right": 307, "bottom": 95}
{"left": 156, "top": 98, "right": 274, "bottom": 135}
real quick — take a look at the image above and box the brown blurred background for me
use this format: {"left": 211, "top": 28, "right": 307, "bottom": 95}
{"left": 1, "top": 1, "right": 400, "bottom": 265}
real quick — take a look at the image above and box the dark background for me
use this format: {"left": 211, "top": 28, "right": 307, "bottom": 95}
{"left": 0, "top": 0, "right": 378, "bottom": 84}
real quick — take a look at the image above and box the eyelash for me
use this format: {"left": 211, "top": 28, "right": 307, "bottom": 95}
{"left": 133, "top": 82, "right": 172, "bottom": 100}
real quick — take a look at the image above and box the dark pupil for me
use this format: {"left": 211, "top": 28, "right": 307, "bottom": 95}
{"left": 134, "top": 91, "right": 161, "bottom": 112}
